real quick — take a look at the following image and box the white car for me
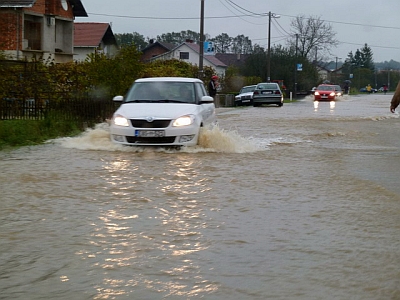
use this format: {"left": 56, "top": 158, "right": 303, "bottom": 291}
{"left": 110, "top": 77, "right": 216, "bottom": 147}
{"left": 235, "top": 85, "right": 256, "bottom": 106}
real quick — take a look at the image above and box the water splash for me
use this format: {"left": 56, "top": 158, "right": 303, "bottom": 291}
{"left": 50, "top": 123, "right": 266, "bottom": 153}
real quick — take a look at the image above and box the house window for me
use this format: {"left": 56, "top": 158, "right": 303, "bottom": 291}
{"left": 24, "top": 19, "right": 42, "bottom": 50}
{"left": 180, "top": 52, "right": 189, "bottom": 59}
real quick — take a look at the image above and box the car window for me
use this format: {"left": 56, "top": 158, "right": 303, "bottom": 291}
{"left": 317, "top": 85, "right": 335, "bottom": 91}
{"left": 125, "top": 82, "right": 196, "bottom": 103}
{"left": 241, "top": 86, "right": 256, "bottom": 93}
{"left": 257, "top": 83, "right": 278, "bottom": 90}
{"left": 195, "top": 82, "right": 208, "bottom": 102}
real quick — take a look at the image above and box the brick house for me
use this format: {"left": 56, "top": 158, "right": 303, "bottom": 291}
{"left": 73, "top": 22, "right": 118, "bottom": 61}
{"left": 0, "top": 0, "right": 87, "bottom": 63}
{"left": 140, "top": 40, "right": 175, "bottom": 62}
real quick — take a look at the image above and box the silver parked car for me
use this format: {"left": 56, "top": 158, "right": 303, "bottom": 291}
{"left": 234, "top": 85, "right": 256, "bottom": 106}
{"left": 253, "top": 82, "right": 284, "bottom": 107}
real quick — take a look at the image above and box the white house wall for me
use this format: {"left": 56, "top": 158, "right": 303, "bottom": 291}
{"left": 151, "top": 44, "right": 226, "bottom": 77}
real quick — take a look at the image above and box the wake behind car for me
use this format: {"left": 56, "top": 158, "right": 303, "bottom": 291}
{"left": 110, "top": 77, "right": 216, "bottom": 147}
{"left": 235, "top": 85, "right": 256, "bottom": 106}
{"left": 314, "top": 84, "right": 337, "bottom": 101}
{"left": 252, "top": 82, "right": 284, "bottom": 107}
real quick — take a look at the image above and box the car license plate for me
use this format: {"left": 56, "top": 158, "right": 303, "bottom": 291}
{"left": 262, "top": 91, "right": 272, "bottom": 94}
{"left": 135, "top": 130, "right": 165, "bottom": 137}
{"left": 322, "top": 95, "right": 328, "bottom": 98}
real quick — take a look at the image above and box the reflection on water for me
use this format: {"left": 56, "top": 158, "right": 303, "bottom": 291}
{"left": 313, "top": 100, "right": 336, "bottom": 111}
{"left": 1, "top": 96, "right": 400, "bottom": 299}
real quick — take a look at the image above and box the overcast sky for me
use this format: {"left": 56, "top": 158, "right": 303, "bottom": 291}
{"left": 78, "top": 0, "right": 400, "bottom": 64}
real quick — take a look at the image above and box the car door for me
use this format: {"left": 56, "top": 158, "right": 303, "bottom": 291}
{"left": 195, "top": 82, "right": 216, "bottom": 125}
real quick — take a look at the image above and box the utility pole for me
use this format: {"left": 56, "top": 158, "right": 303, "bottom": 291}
{"left": 294, "top": 34, "right": 298, "bottom": 99}
{"left": 267, "top": 11, "right": 271, "bottom": 82}
{"left": 335, "top": 57, "right": 341, "bottom": 84}
{"left": 198, "top": 0, "right": 204, "bottom": 79}
{"left": 267, "top": 12, "right": 280, "bottom": 82}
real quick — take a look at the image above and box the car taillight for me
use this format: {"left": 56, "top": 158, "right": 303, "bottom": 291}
{"left": 275, "top": 90, "right": 281, "bottom": 94}
{"left": 254, "top": 91, "right": 259, "bottom": 95}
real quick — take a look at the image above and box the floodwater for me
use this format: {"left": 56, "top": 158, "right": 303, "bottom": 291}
{"left": 1, "top": 94, "right": 399, "bottom": 300}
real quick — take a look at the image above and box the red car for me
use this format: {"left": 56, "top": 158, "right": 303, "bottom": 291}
{"left": 314, "top": 84, "right": 337, "bottom": 101}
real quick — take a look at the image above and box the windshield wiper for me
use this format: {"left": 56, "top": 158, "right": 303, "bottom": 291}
{"left": 157, "top": 99, "right": 183, "bottom": 103}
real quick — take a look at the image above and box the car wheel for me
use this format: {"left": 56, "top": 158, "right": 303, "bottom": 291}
{"left": 278, "top": 102, "right": 283, "bottom": 107}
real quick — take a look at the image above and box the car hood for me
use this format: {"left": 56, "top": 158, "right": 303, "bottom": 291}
{"left": 115, "top": 103, "right": 202, "bottom": 119}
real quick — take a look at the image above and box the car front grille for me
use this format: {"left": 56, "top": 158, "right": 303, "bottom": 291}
{"left": 130, "top": 119, "right": 171, "bottom": 128}
{"left": 241, "top": 95, "right": 252, "bottom": 100}
{"left": 125, "top": 136, "right": 176, "bottom": 144}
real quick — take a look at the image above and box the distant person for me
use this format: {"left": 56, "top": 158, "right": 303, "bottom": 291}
{"left": 208, "top": 75, "right": 219, "bottom": 98}
{"left": 366, "top": 84, "right": 372, "bottom": 93}
{"left": 383, "top": 84, "right": 388, "bottom": 95}
{"left": 390, "top": 81, "right": 400, "bottom": 113}
{"left": 344, "top": 83, "right": 349, "bottom": 95}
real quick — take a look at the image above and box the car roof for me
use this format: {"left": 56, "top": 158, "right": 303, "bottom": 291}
{"left": 135, "top": 77, "right": 204, "bottom": 83}
{"left": 317, "top": 84, "right": 335, "bottom": 88}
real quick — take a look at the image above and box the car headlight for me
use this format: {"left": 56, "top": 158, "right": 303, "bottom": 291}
{"left": 314, "top": 91, "right": 320, "bottom": 95}
{"left": 173, "top": 115, "right": 194, "bottom": 127}
{"left": 329, "top": 92, "right": 335, "bottom": 96}
{"left": 113, "top": 114, "right": 129, "bottom": 127}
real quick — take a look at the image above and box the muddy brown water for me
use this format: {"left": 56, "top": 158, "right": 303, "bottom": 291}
{"left": 1, "top": 94, "right": 399, "bottom": 299}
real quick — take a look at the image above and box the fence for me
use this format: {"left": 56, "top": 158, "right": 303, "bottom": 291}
{"left": 0, "top": 96, "right": 117, "bottom": 123}
{"left": 214, "top": 94, "right": 235, "bottom": 107}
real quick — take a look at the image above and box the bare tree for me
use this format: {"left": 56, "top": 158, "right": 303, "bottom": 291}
{"left": 288, "top": 15, "right": 339, "bottom": 61}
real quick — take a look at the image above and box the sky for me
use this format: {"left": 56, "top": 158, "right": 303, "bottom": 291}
{"left": 77, "top": 0, "right": 400, "bottom": 64}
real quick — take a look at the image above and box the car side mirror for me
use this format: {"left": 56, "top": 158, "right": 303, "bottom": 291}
{"left": 113, "top": 95, "right": 124, "bottom": 102}
{"left": 201, "top": 96, "right": 214, "bottom": 103}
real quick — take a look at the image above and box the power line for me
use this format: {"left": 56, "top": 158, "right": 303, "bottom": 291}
{"left": 217, "top": 0, "right": 266, "bottom": 25}
{"left": 277, "top": 13, "right": 400, "bottom": 31}
{"left": 88, "top": 12, "right": 400, "bottom": 31}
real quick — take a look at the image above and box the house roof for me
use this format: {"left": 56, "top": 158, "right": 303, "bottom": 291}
{"left": 69, "top": 0, "right": 87, "bottom": 17}
{"left": 0, "top": 0, "right": 88, "bottom": 17}
{"left": 74, "top": 22, "right": 117, "bottom": 47}
{"left": 215, "top": 53, "right": 250, "bottom": 68}
{"left": 141, "top": 41, "right": 176, "bottom": 52}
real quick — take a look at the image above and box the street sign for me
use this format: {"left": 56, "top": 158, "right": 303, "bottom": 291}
{"left": 297, "top": 63, "right": 302, "bottom": 71}
{"left": 204, "top": 41, "right": 215, "bottom": 55}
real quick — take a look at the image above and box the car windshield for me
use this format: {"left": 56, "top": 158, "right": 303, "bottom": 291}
{"left": 241, "top": 86, "right": 256, "bottom": 93}
{"left": 124, "top": 82, "right": 196, "bottom": 103}
{"left": 317, "top": 85, "right": 335, "bottom": 91}
{"left": 257, "top": 83, "right": 278, "bottom": 90}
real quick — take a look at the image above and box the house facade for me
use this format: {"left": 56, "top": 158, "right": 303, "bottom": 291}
{"left": 73, "top": 22, "right": 118, "bottom": 61}
{"left": 0, "top": 0, "right": 87, "bottom": 63}
{"left": 150, "top": 42, "right": 227, "bottom": 77}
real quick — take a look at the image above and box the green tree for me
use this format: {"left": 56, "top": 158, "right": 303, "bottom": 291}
{"left": 157, "top": 30, "right": 208, "bottom": 44}
{"left": 231, "top": 35, "right": 253, "bottom": 54}
{"left": 115, "top": 32, "right": 148, "bottom": 50}
{"left": 211, "top": 33, "right": 232, "bottom": 53}
{"left": 84, "top": 44, "right": 145, "bottom": 97}
{"left": 241, "top": 44, "right": 318, "bottom": 93}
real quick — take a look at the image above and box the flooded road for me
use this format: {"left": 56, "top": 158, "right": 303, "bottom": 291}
{"left": 1, "top": 94, "right": 399, "bottom": 300}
